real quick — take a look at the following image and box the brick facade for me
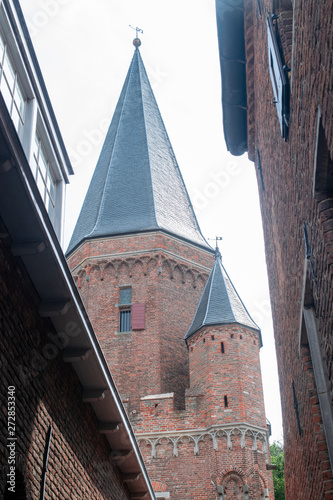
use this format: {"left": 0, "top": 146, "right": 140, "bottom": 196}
{"left": 0, "top": 220, "right": 134, "bottom": 499}
{"left": 218, "top": 0, "right": 333, "bottom": 498}
{"left": 68, "top": 232, "right": 274, "bottom": 499}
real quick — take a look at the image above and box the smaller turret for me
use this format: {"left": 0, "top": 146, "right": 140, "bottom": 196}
{"left": 185, "top": 249, "right": 261, "bottom": 344}
{"left": 186, "top": 252, "right": 266, "bottom": 427}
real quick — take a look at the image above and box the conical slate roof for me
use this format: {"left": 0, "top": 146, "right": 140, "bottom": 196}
{"left": 185, "top": 252, "right": 261, "bottom": 343}
{"left": 67, "top": 47, "right": 209, "bottom": 255}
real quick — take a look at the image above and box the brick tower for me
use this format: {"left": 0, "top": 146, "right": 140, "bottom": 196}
{"left": 67, "top": 41, "right": 274, "bottom": 500}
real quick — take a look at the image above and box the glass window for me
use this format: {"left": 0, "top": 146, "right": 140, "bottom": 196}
{"left": 266, "top": 15, "right": 289, "bottom": 139}
{"left": 120, "top": 287, "right": 132, "bottom": 305}
{"left": 119, "top": 287, "right": 132, "bottom": 332}
{"left": 0, "top": 31, "right": 4, "bottom": 58}
{"left": 33, "top": 133, "right": 57, "bottom": 221}
{"left": 0, "top": 31, "right": 25, "bottom": 134}
{"left": 119, "top": 308, "right": 131, "bottom": 332}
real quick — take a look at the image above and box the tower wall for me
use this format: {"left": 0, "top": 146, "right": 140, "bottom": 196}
{"left": 68, "top": 234, "right": 274, "bottom": 499}
{"left": 68, "top": 232, "right": 214, "bottom": 409}
{"left": 188, "top": 325, "right": 266, "bottom": 427}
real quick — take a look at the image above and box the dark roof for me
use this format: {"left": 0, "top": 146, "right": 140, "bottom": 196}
{"left": 67, "top": 47, "right": 210, "bottom": 255}
{"left": 185, "top": 252, "right": 261, "bottom": 343}
{"left": 215, "top": 0, "right": 247, "bottom": 156}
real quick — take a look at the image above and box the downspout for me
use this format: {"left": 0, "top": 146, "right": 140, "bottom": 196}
{"left": 40, "top": 424, "right": 53, "bottom": 500}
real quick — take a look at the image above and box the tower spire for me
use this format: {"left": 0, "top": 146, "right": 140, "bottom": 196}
{"left": 67, "top": 48, "right": 210, "bottom": 255}
{"left": 185, "top": 256, "right": 261, "bottom": 343}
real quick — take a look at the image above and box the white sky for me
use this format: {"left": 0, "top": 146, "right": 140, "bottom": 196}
{"left": 19, "top": 0, "right": 283, "bottom": 443}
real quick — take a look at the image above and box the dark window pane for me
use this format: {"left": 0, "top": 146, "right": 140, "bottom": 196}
{"left": 120, "top": 309, "right": 131, "bottom": 332}
{"left": 120, "top": 287, "right": 132, "bottom": 305}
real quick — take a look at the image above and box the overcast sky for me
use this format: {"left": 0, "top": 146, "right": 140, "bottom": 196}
{"left": 19, "top": 0, "right": 283, "bottom": 443}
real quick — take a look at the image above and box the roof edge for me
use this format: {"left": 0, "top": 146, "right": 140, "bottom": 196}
{"left": 66, "top": 228, "right": 214, "bottom": 258}
{"left": 216, "top": 0, "right": 248, "bottom": 156}
{"left": 185, "top": 321, "right": 262, "bottom": 345}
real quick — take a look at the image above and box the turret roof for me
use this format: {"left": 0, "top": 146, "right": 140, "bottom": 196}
{"left": 67, "top": 47, "right": 209, "bottom": 255}
{"left": 185, "top": 252, "right": 261, "bottom": 343}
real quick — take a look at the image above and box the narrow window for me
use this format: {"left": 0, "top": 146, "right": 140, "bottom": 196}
{"left": 230, "top": 333, "right": 234, "bottom": 339}
{"left": 203, "top": 338, "right": 205, "bottom": 343}
{"left": 266, "top": 14, "right": 289, "bottom": 139}
{"left": 257, "top": 0, "right": 262, "bottom": 17}
{"left": 221, "top": 342, "right": 225, "bottom": 353}
{"left": 119, "top": 287, "right": 132, "bottom": 305}
{"left": 33, "top": 134, "right": 57, "bottom": 221}
{"left": 0, "top": 30, "right": 25, "bottom": 134}
{"left": 292, "top": 380, "right": 302, "bottom": 436}
{"left": 256, "top": 150, "right": 265, "bottom": 191}
{"left": 119, "top": 309, "right": 131, "bottom": 332}
{"left": 313, "top": 117, "right": 333, "bottom": 196}
{"left": 224, "top": 396, "right": 228, "bottom": 408}
{"left": 119, "top": 287, "right": 132, "bottom": 332}
{"left": 211, "top": 335, "right": 215, "bottom": 340}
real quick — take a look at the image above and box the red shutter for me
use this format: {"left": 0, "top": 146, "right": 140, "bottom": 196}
{"left": 131, "top": 303, "right": 145, "bottom": 330}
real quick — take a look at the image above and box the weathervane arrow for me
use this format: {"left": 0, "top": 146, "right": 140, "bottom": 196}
{"left": 129, "top": 25, "right": 143, "bottom": 38}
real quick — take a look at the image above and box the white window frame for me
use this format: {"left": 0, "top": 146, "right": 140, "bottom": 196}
{"left": 32, "top": 112, "right": 65, "bottom": 239}
{"left": 119, "top": 286, "right": 132, "bottom": 333}
{"left": 33, "top": 132, "right": 57, "bottom": 219}
{"left": 266, "top": 14, "right": 289, "bottom": 139}
{"left": 0, "top": 2, "right": 67, "bottom": 245}
{"left": 0, "top": 4, "right": 37, "bottom": 161}
{"left": 0, "top": 27, "right": 25, "bottom": 134}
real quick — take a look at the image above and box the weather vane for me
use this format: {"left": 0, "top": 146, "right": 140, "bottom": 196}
{"left": 129, "top": 25, "right": 143, "bottom": 37}
{"left": 129, "top": 25, "right": 143, "bottom": 47}
{"left": 208, "top": 236, "right": 223, "bottom": 258}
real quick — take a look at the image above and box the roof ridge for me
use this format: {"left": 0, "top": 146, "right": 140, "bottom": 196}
{"left": 217, "top": 258, "right": 236, "bottom": 323}
{"left": 88, "top": 50, "right": 138, "bottom": 239}
{"left": 202, "top": 257, "right": 218, "bottom": 326}
{"left": 137, "top": 50, "right": 159, "bottom": 230}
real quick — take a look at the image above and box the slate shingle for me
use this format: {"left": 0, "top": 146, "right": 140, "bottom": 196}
{"left": 67, "top": 48, "right": 209, "bottom": 255}
{"left": 185, "top": 254, "right": 261, "bottom": 342}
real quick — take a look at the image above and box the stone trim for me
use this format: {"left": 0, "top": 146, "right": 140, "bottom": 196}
{"left": 137, "top": 423, "right": 269, "bottom": 459}
{"left": 73, "top": 252, "right": 210, "bottom": 289}
{"left": 141, "top": 393, "right": 174, "bottom": 401}
{"left": 71, "top": 247, "right": 212, "bottom": 274}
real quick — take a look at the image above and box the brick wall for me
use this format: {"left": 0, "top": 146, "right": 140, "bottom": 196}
{"left": 68, "top": 233, "right": 274, "bottom": 499}
{"left": 68, "top": 232, "right": 214, "bottom": 411}
{"left": 244, "top": 0, "right": 333, "bottom": 498}
{"left": 0, "top": 221, "right": 131, "bottom": 499}
{"left": 188, "top": 325, "right": 266, "bottom": 428}
{"left": 139, "top": 437, "right": 271, "bottom": 500}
